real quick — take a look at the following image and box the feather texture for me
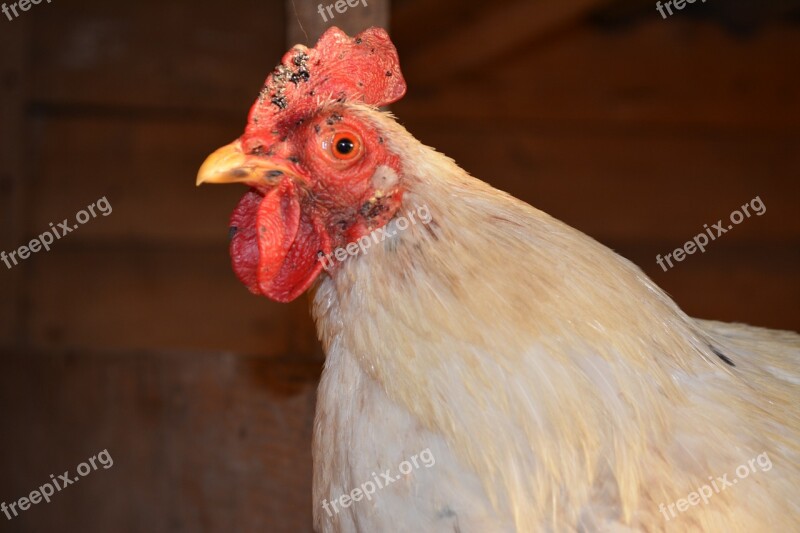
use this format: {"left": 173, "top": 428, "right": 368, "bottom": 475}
{"left": 310, "top": 105, "right": 800, "bottom": 532}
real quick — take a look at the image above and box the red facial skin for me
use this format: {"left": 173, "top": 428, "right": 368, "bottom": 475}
{"left": 226, "top": 27, "right": 407, "bottom": 303}
{"left": 230, "top": 109, "right": 404, "bottom": 302}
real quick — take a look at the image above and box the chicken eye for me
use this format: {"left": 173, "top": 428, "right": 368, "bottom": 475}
{"left": 331, "top": 132, "right": 361, "bottom": 160}
{"left": 336, "top": 138, "right": 354, "bottom": 155}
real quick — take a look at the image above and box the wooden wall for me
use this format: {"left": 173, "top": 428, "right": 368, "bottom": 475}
{"left": 0, "top": 0, "right": 798, "bottom": 531}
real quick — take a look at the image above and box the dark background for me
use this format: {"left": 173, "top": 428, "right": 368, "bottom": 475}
{"left": 1, "top": 0, "right": 798, "bottom": 531}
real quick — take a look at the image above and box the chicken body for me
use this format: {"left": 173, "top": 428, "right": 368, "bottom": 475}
{"left": 309, "top": 106, "right": 800, "bottom": 532}
{"left": 196, "top": 27, "right": 799, "bottom": 533}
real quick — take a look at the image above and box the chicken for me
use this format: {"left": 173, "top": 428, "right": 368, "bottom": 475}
{"left": 196, "top": 27, "right": 800, "bottom": 532}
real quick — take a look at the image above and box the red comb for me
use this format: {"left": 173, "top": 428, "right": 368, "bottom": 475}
{"left": 245, "top": 27, "right": 406, "bottom": 142}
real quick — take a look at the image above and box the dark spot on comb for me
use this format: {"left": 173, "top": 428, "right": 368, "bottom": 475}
{"left": 287, "top": 156, "right": 300, "bottom": 164}
{"left": 355, "top": 38, "right": 362, "bottom": 44}
{"left": 293, "top": 52, "right": 309, "bottom": 66}
{"left": 710, "top": 345, "right": 735, "bottom": 367}
{"left": 229, "top": 226, "right": 238, "bottom": 241}
{"left": 378, "top": 136, "right": 384, "bottom": 144}
{"left": 271, "top": 96, "right": 287, "bottom": 109}
{"left": 386, "top": 71, "right": 392, "bottom": 77}
{"left": 250, "top": 145, "right": 266, "bottom": 156}
{"left": 289, "top": 69, "right": 310, "bottom": 84}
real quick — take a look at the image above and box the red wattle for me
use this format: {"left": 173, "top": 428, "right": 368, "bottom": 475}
{"left": 229, "top": 182, "right": 331, "bottom": 303}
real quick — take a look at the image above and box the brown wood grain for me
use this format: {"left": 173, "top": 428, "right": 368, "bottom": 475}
{"left": 29, "top": 0, "right": 286, "bottom": 113}
{"left": 0, "top": 349, "right": 320, "bottom": 533}
{"left": 399, "top": 0, "right": 610, "bottom": 85}
{"left": 394, "top": 21, "right": 800, "bottom": 130}
{"left": 30, "top": 116, "right": 251, "bottom": 245}
{"left": 0, "top": 19, "right": 29, "bottom": 347}
{"left": 24, "top": 246, "right": 319, "bottom": 357}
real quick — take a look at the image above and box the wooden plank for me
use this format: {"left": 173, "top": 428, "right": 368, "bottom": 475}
{"left": 0, "top": 19, "right": 29, "bottom": 347}
{"left": 24, "top": 246, "right": 319, "bottom": 357}
{"left": 0, "top": 349, "right": 320, "bottom": 532}
{"left": 400, "top": 0, "right": 610, "bottom": 85}
{"left": 391, "top": 0, "right": 516, "bottom": 58}
{"left": 394, "top": 21, "right": 800, "bottom": 130}
{"left": 405, "top": 126, "right": 800, "bottom": 243}
{"left": 30, "top": 116, "right": 251, "bottom": 245}
{"left": 29, "top": 0, "right": 285, "bottom": 112}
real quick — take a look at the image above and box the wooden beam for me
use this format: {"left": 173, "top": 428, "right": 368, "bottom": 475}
{"left": 402, "top": 0, "right": 610, "bottom": 85}
{"left": 0, "top": 19, "right": 29, "bottom": 347}
{"left": 0, "top": 349, "right": 321, "bottom": 531}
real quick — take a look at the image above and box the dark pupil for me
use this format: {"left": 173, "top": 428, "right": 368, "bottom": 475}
{"left": 335, "top": 138, "right": 354, "bottom": 155}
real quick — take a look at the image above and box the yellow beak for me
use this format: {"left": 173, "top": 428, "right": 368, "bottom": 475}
{"left": 196, "top": 140, "right": 293, "bottom": 187}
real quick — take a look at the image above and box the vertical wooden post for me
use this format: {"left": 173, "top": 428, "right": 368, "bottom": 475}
{"left": 286, "top": 0, "right": 390, "bottom": 46}
{"left": 0, "top": 19, "right": 29, "bottom": 347}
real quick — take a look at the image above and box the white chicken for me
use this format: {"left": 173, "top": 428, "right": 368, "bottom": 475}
{"left": 198, "top": 27, "right": 800, "bottom": 532}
